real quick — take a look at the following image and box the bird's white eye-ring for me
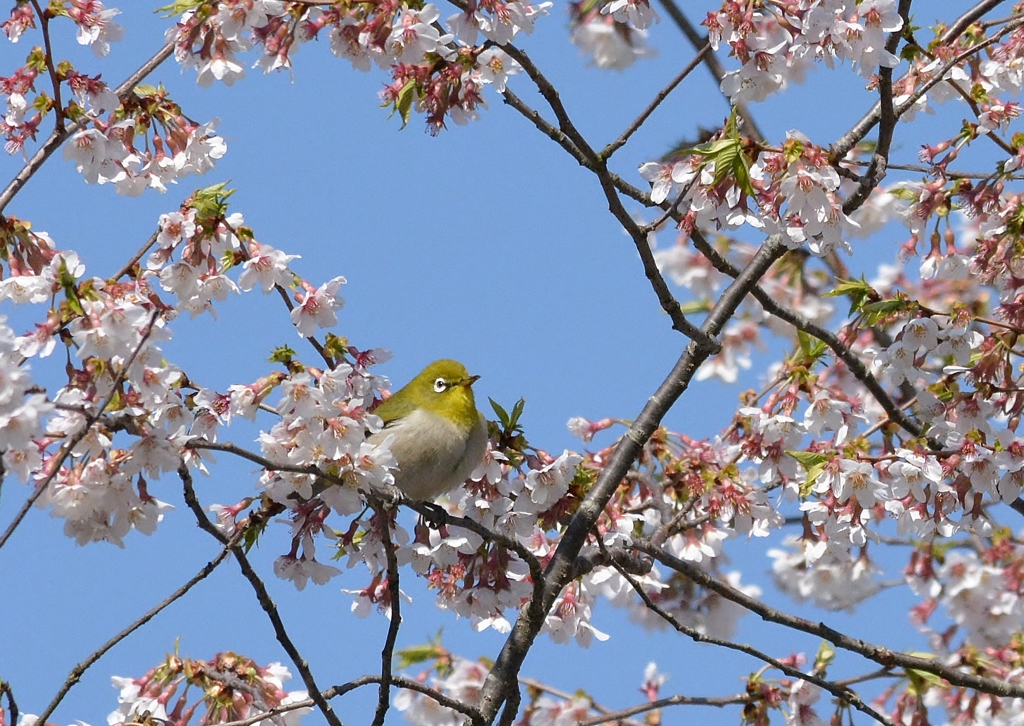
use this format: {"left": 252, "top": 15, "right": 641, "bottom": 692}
{"left": 433, "top": 377, "right": 448, "bottom": 393}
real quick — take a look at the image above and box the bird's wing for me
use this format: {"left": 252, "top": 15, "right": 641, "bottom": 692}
{"left": 372, "top": 394, "right": 418, "bottom": 426}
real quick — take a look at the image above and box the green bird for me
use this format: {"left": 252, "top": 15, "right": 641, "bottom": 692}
{"left": 369, "top": 359, "right": 488, "bottom": 501}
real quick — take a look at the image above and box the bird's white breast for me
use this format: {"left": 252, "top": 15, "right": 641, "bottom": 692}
{"left": 371, "top": 408, "right": 487, "bottom": 501}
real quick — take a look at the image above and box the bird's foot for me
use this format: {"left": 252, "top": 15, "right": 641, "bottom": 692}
{"left": 419, "top": 501, "right": 449, "bottom": 529}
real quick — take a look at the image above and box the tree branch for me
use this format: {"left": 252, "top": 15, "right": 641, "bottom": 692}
{"left": 0, "top": 42, "right": 173, "bottom": 214}
{"left": 600, "top": 43, "right": 714, "bottom": 160}
{"left": 477, "top": 235, "right": 787, "bottom": 721}
{"left": 613, "top": 561, "right": 895, "bottom": 726}
{"left": 33, "top": 540, "right": 234, "bottom": 726}
{"left": 501, "top": 62, "right": 720, "bottom": 351}
{"left": 578, "top": 692, "right": 752, "bottom": 726}
{"left": 831, "top": 1, "right": 1016, "bottom": 160}
{"left": 214, "top": 673, "right": 484, "bottom": 726}
{"left": 654, "top": 0, "right": 765, "bottom": 143}
{"left": 840, "top": 0, "right": 910, "bottom": 213}
{"left": 370, "top": 507, "right": 402, "bottom": 726}
{"left": 639, "top": 542, "right": 1024, "bottom": 700}
{"left": 0, "top": 311, "right": 161, "bottom": 552}
{"left": 179, "top": 466, "right": 345, "bottom": 726}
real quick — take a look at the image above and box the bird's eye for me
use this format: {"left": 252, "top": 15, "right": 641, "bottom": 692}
{"left": 433, "top": 378, "right": 448, "bottom": 393}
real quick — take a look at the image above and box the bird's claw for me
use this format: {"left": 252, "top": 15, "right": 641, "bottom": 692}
{"left": 419, "top": 501, "right": 448, "bottom": 529}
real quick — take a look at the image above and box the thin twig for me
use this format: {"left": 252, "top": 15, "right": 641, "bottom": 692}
{"left": 112, "top": 230, "right": 160, "bottom": 280}
{"left": 579, "top": 692, "right": 752, "bottom": 726}
{"left": 221, "top": 216, "right": 334, "bottom": 369}
{"left": 517, "top": 677, "right": 630, "bottom": 723}
{"left": 654, "top": 0, "right": 764, "bottom": 143}
{"left": 601, "top": 44, "right": 713, "bottom": 160}
{"left": 884, "top": 162, "right": 1024, "bottom": 179}
{"left": 179, "top": 466, "right": 345, "bottom": 726}
{"left": 370, "top": 506, "right": 402, "bottom": 726}
{"left": 34, "top": 542, "right": 234, "bottom": 726}
{"left": 214, "top": 674, "right": 483, "bottom": 726}
{"left": 0, "top": 679, "right": 18, "bottom": 726}
{"left": 501, "top": 88, "right": 590, "bottom": 166}
{"left": 29, "top": 0, "right": 65, "bottom": 131}
{"left": 404, "top": 501, "right": 547, "bottom": 589}
{"left": 613, "top": 560, "right": 896, "bottom": 726}
{"left": 501, "top": 66, "right": 719, "bottom": 351}
{"left": 185, "top": 440, "right": 336, "bottom": 482}
{"left": 0, "top": 42, "right": 173, "bottom": 214}
{"left": 639, "top": 542, "right": 1024, "bottom": 700}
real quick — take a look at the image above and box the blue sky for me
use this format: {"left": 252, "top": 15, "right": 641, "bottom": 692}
{"left": 0, "top": 1, "right": 984, "bottom": 723}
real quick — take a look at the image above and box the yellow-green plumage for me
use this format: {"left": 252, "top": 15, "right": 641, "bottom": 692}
{"left": 369, "top": 359, "right": 487, "bottom": 501}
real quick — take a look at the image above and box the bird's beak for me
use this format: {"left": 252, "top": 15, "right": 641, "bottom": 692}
{"left": 462, "top": 374, "right": 481, "bottom": 388}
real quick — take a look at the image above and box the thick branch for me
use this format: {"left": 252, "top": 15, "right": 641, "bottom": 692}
{"left": 477, "top": 236, "right": 787, "bottom": 721}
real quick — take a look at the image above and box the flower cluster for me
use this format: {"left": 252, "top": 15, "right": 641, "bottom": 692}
{"left": 1, "top": 1, "right": 124, "bottom": 154}
{"left": 165, "top": 0, "right": 541, "bottom": 132}
{"left": 568, "top": 0, "right": 655, "bottom": 70}
{"left": 641, "top": 129, "right": 858, "bottom": 260}
{"left": 62, "top": 84, "right": 226, "bottom": 195}
{"left": 706, "top": 0, "right": 904, "bottom": 103}
{"left": 0, "top": 185, "right": 372, "bottom": 546}
{"left": 0, "top": 315, "right": 51, "bottom": 483}
{"left": 106, "top": 652, "right": 309, "bottom": 726}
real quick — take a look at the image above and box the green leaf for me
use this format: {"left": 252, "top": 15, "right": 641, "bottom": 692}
{"left": 395, "top": 641, "right": 444, "bottom": 669}
{"left": 156, "top": 0, "right": 207, "bottom": 17}
{"left": 824, "top": 276, "right": 878, "bottom": 315}
{"left": 241, "top": 516, "right": 268, "bottom": 553}
{"left": 322, "top": 334, "right": 349, "bottom": 361}
{"left": 387, "top": 80, "right": 417, "bottom": 128}
{"left": 796, "top": 330, "right": 827, "bottom": 362}
{"left": 189, "top": 181, "right": 236, "bottom": 220}
{"left": 813, "top": 640, "right": 835, "bottom": 674}
{"left": 787, "top": 450, "right": 830, "bottom": 470}
{"left": 888, "top": 186, "right": 921, "bottom": 201}
{"left": 59, "top": 258, "right": 84, "bottom": 315}
{"left": 786, "top": 450, "right": 830, "bottom": 498}
{"left": 269, "top": 346, "right": 296, "bottom": 365}
{"left": 508, "top": 397, "right": 526, "bottom": 429}
{"left": 489, "top": 398, "right": 510, "bottom": 427}
{"left": 678, "top": 298, "right": 711, "bottom": 315}
{"left": 905, "top": 656, "right": 945, "bottom": 696}
{"left": 690, "top": 137, "right": 754, "bottom": 196}
{"left": 679, "top": 109, "right": 755, "bottom": 196}
{"left": 862, "top": 298, "right": 915, "bottom": 325}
